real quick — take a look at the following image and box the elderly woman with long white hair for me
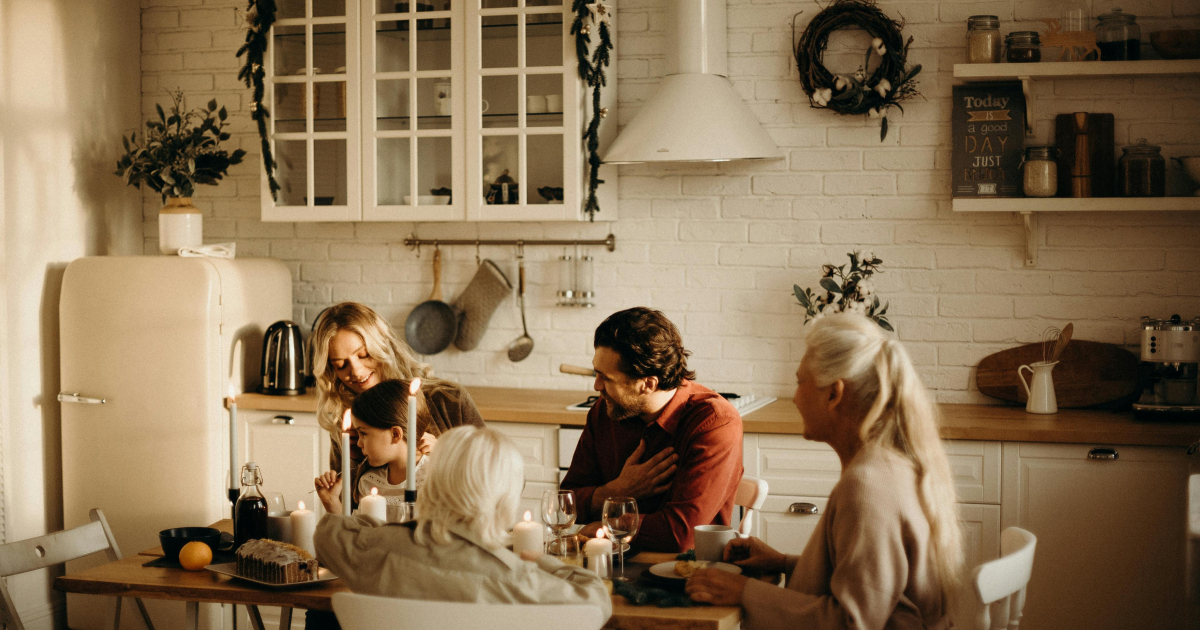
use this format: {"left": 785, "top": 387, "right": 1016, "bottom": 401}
{"left": 315, "top": 426, "right": 612, "bottom": 618}
{"left": 686, "top": 313, "right": 963, "bottom": 629}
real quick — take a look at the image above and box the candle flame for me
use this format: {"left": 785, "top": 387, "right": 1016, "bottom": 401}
{"left": 227, "top": 383, "right": 236, "bottom": 399}
{"left": 523, "top": 510, "right": 532, "bottom": 523}
{"left": 596, "top": 529, "right": 607, "bottom": 539}
{"left": 371, "top": 487, "right": 379, "bottom": 496}
{"left": 342, "top": 408, "right": 352, "bottom": 431}
{"left": 298, "top": 500, "right": 306, "bottom": 510}
{"left": 409, "top": 378, "right": 422, "bottom": 395}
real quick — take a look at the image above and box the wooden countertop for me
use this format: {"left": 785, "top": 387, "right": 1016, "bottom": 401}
{"left": 236, "top": 387, "right": 1200, "bottom": 448}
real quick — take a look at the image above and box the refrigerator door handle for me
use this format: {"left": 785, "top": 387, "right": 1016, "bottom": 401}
{"left": 57, "top": 392, "right": 107, "bottom": 404}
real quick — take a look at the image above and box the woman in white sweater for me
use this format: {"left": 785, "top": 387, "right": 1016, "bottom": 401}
{"left": 686, "top": 313, "right": 963, "bottom": 630}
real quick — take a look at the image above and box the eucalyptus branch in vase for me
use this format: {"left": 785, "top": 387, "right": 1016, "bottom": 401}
{"left": 794, "top": 251, "right": 893, "bottom": 331}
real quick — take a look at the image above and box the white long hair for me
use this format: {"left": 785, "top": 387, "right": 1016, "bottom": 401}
{"left": 804, "top": 313, "right": 964, "bottom": 600}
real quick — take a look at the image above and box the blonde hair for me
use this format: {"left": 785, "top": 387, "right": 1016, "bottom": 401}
{"left": 804, "top": 313, "right": 964, "bottom": 601}
{"left": 415, "top": 426, "right": 524, "bottom": 550}
{"left": 309, "top": 302, "right": 442, "bottom": 438}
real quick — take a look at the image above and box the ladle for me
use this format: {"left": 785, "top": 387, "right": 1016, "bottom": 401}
{"left": 507, "top": 245, "right": 534, "bottom": 362}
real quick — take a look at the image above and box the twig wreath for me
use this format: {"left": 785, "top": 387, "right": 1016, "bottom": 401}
{"left": 793, "top": 0, "right": 921, "bottom": 141}
{"left": 571, "top": 1, "right": 614, "bottom": 222}
{"left": 236, "top": 0, "right": 280, "bottom": 199}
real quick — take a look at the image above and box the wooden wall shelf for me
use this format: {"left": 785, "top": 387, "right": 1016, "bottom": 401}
{"left": 953, "top": 59, "right": 1200, "bottom": 80}
{"left": 952, "top": 197, "right": 1200, "bottom": 212}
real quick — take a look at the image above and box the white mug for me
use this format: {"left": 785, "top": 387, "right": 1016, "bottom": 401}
{"left": 434, "top": 81, "right": 451, "bottom": 116}
{"left": 694, "top": 524, "right": 742, "bottom": 562}
{"left": 1018, "top": 360, "right": 1058, "bottom": 414}
{"left": 545, "top": 94, "right": 562, "bottom": 113}
{"left": 527, "top": 95, "right": 547, "bottom": 114}
{"left": 481, "top": 99, "right": 490, "bottom": 114}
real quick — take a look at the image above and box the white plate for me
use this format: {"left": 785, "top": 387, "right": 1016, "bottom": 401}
{"left": 205, "top": 562, "right": 339, "bottom": 589}
{"left": 647, "top": 561, "right": 742, "bottom": 581}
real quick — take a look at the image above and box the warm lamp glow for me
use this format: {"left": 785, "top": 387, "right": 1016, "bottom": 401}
{"left": 342, "top": 408, "right": 352, "bottom": 431}
{"left": 298, "top": 500, "right": 306, "bottom": 510}
{"left": 409, "top": 378, "right": 422, "bottom": 395}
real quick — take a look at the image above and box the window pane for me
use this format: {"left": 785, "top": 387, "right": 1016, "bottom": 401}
{"left": 526, "top": 73, "right": 562, "bottom": 127}
{"left": 527, "top": 0, "right": 562, "bottom": 5}
{"left": 313, "top": 139, "right": 347, "bottom": 205}
{"left": 376, "top": 22, "right": 411, "bottom": 72}
{"left": 416, "top": 18, "right": 451, "bottom": 71}
{"left": 418, "top": 77, "right": 452, "bottom": 130}
{"left": 315, "top": 82, "right": 347, "bottom": 131}
{"left": 274, "top": 25, "right": 306, "bottom": 76}
{"left": 483, "top": 0, "right": 518, "bottom": 7}
{"left": 481, "top": 14, "right": 518, "bottom": 69}
{"left": 482, "top": 135, "right": 519, "bottom": 205}
{"left": 313, "top": 24, "right": 346, "bottom": 73}
{"left": 276, "top": 140, "right": 308, "bottom": 206}
{"left": 376, "top": 79, "right": 410, "bottom": 130}
{"left": 527, "top": 135, "right": 563, "bottom": 204}
{"left": 417, "top": 136, "right": 453, "bottom": 204}
{"left": 273, "top": 82, "right": 305, "bottom": 133}
{"left": 482, "top": 74, "right": 517, "bottom": 128}
{"left": 526, "top": 19, "right": 562, "bottom": 67}
{"left": 277, "top": 0, "right": 305, "bottom": 19}
{"left": 313, "top": 0, "right": 345, "bottom": 17}
{"left": 377, "top": 137, "right": 412, "bottom": 205}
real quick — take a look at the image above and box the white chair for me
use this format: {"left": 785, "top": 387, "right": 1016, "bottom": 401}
{"left": 0, "top": 508, "right": 155, "bottom": 630}
{"left": 967, "top": 527, "right": 1037, "bottom": 630}
{"left": 332, "top": 592, "right": 605, "bottom": 630}
{"left": 735, "top": 475, "right": 769, "bottom": 536}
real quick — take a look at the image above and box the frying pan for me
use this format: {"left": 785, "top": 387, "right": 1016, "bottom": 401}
{"left": 404, "top": 249, "right": 458, "bottom": 355}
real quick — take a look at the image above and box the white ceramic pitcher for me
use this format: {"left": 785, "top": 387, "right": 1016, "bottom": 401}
{"left": 1018, "top": 360, "right": 1058, "bottom": 414}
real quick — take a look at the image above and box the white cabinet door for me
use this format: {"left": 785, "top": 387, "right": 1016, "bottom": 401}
{"left": 958, "top": 503, "right": 1001, "bottom": 571}
{"left": 242, "top": 409, "right": 328, "bottom": 515}
{"left": 945, "top": 440, "right": 1002, "bottom": 505}
{"left": 758, "top": 495, "right": 828, "bottom": 556}
{"left": 1001, "top": 442, "right": 1189, "bottom": 630}
{"left": 490, "top": 422, "right": 559, "bottom": 483}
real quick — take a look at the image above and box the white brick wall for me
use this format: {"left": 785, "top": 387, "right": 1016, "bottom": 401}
{"left": 140, "top": 0, "right": 1200, "bottom": 402}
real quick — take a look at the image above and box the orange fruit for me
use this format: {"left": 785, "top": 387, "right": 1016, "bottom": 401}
{"left": 178, "top": 541, "right": 213, "bottom": 571}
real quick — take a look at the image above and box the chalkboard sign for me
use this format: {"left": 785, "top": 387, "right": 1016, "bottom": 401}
{"left": 952, "top": 81, "right": 1026, "bottom": 198}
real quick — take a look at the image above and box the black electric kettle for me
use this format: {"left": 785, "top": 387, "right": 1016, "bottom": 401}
{"left": 258, "top": 320, "right": 306, "bottom": 395}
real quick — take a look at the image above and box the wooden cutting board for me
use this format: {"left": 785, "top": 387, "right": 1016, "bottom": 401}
{"left": 976, "top": 340, "right": 1140, "bottom": 408}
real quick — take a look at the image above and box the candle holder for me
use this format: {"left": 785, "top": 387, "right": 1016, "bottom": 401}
{"left": 575, "top": 252, "right": 594, "bottom": 308}
{"left": 556, "top": 251, "right": 575, "bottom": 306}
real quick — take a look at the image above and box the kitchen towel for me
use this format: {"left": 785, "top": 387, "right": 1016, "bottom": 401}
{"left": 452, "top": 259, "right": 512, "bottom": 351}
{"left": 178, "top": 242, "right": 236, "bottom": 258}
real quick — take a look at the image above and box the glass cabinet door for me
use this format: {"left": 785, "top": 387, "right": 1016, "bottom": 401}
{"left": 362, "top": 0, "right": 465, "bottom": 220}
{"left": 467, "top": 0, "right": 580, "bottom": 220}
{"left": 265, "top": 0, "right": 361, "bottom": 221}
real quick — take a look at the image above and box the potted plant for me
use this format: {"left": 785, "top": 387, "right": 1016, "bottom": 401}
{"left": 794, "top": 251, "right": 894, "bottom": 331}
{"left": 115, "top": 91, "right": 245, "bottom": 254}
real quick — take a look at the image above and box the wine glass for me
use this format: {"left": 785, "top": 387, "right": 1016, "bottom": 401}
{"left": 542, "top": 489, "right": 577, "bottom": 551}
{"left": 602, "top": 497, "right": 639, "bottom": 581}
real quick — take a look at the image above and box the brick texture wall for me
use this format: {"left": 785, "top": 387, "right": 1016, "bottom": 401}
{"left": 140, "top": 0, "right": 1200, "bottom": 402}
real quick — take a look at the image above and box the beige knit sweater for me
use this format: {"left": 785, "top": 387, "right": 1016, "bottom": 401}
{"left": 741, "top": 444, "right": 950, "bottom": 630}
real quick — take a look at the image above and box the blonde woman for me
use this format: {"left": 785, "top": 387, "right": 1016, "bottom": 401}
{"left": 315, "top": 426, "right": 613, "bottom": 617}
{"left": 310, "top": 303, "right": 484, "bottom": 503}
{"left": 686, "top": 313, "right": 963, "bottom": 630}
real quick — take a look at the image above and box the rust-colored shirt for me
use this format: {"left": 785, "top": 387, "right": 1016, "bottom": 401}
{"left": 560, "top": 381, "right": 744, "bottom": 553}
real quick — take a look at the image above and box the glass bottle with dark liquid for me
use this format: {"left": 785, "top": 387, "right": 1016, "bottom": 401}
{"left": 234, "top": 462, "right": 268, "bottom": 549}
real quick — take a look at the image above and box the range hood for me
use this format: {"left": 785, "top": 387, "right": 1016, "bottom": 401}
{"left": 602, "top": 0, "right": 782, "bottom": 164}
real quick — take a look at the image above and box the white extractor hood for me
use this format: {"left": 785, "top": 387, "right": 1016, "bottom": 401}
{"left": 602, "top": 0, "right": 783, "bottom": 164}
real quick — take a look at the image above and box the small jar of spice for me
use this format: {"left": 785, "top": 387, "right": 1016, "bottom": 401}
{"left": 1005, "top": 31, "right": 1042, "bottom": 63}
{"left": 1096, "top": 8, "right": 1141, "bottom": 60}
{"left": 967, "top": 16, "right": 1002, "bottom": 63}
{"left": 1022, "top": 146, "right": 1058, "bottom": 197}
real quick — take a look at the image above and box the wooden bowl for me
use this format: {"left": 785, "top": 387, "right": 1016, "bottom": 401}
{"left": 1150, "top": 30, "right": 1200, "bottom": 59}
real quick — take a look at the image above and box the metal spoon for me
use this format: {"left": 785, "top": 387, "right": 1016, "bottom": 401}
{"left": 507, "top": 247, "right": 534, "bottom": 362}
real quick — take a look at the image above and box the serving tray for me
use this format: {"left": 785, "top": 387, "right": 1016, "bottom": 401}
{"left": 205, "top": 562, "right": 339, "bottom": 590}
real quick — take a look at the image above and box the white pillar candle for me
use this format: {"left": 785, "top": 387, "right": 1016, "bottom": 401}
{"left": 290, "top": 501, "right": 318, "bottom": 558}
{"left": 406, "top": 379, "right": 421, "bottom": 495}
{"left": 585, "top": 529, "right": 613, "bottom": 577}
{"left": 341, "top": 409, "right": 352, "bottom": 516}
{"left": 512, "top": 511, "right": 544, "bottom": 558}
{"left": 360, "top": 487, "right": 387, "bottom": 522}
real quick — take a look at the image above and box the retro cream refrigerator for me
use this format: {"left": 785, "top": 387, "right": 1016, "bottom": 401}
{"left": 58, "top": 256, "right": 291, "bottom": 630}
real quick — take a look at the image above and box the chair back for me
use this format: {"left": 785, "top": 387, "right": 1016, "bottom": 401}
{"left": 968, "top": 527, "right": 1037, "bottom": 630}
{"left": 332, "top": 592, "right": 605, "bottom": 630}
{"left": 734, "top": 475, "right": 768, "bottom": 536}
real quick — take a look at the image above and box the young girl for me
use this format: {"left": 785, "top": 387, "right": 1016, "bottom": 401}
{"left": 315, "top": 379, "right": 434, "bottom": 516}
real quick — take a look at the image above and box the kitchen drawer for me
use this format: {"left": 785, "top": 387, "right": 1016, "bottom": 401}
{"left": 241, "top": 410, "right": 327, "bottom": 514}
{"left": 559, "top": 427, "right": 583, "bottom": 468}
{"left": 520, "top": 481, "right": 558, "bottom": 525}
{"left": 944, "top": 440, "right": 1001, "bottom": 505}
{"left": 490, "top": 422, "right": 559, "bottom": 483}
{"left": 757, "top": 495, "right": 828, "bottom": 556}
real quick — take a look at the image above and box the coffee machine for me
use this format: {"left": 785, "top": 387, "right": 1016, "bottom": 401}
{"left": 1133, "top": 315, "right": 1200, "bottom": 418}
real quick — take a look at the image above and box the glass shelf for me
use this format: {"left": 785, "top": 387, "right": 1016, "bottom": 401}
{"left": 276, "top": 112, "right": 564, "bottom": 123}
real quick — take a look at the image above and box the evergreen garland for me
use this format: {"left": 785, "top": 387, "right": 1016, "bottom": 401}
{"left": 236, "top": 0, "right": 281, "bottom": 199}
{"left": 570, "top": 1, "right": 613, "bottom": 222}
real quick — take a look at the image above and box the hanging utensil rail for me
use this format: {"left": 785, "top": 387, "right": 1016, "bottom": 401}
{"left": 403, "top": 233, "right": 616, "bottom": 253}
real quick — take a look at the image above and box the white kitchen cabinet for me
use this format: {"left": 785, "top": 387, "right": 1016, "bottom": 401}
{"left": 489, "top": 421, "right": 559, "bottom": 483}
{"left": 240, "top": 409, "right": 329, "bottom": 515}
{"left": 1001, "top": 442, "right": 1189, "bottom": 630}
{"left": 263, "top": 0, "right": 615, "bottom": 222}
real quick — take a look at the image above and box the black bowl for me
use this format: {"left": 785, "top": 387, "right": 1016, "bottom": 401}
{"left": 159, "top": 527, "right": 222, "bottom": 563}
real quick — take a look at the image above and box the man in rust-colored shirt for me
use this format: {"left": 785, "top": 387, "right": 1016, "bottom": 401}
{"left": 560, "top": 307, "right": 743, "bottom": 553}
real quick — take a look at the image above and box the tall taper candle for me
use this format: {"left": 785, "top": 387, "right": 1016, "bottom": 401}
{"left": 228, "top": 384, "right": 238, "bottom": 502}
{"left": 406, "top": 378, "right": 422, "bottom": 499}
{"left": 341, "top": 409, "right": 352, "bottom": 516}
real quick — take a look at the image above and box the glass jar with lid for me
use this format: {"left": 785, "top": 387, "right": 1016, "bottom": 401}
{"left": 1005, "top": 31, "right": 1042, "bottom": 63}
{"left": 966, "top": 16, "right": 1001, "bottom": 63}
{"left": 1118, "top": 139, "right": 1166, "bottom": 197}
{"left": 1096, "top": 8, "right": 1141, "bottom": 60}
{"left": 1021, "top": 146, "right": 1058, "bottom": 197}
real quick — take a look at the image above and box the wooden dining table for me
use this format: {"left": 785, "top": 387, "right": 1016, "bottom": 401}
{"left": 53, "top": 521, "right": 742, "bottom": 630}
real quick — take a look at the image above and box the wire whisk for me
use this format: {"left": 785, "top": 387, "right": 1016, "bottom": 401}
{"left": 1041, "top": 326, "right": 1061, "bottom": 364}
